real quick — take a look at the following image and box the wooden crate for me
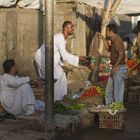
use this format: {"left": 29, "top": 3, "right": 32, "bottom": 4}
{"left": 98, "top": 110, "right": 125, "bottom": 129}
{"left": 127, "top": 86, "right": 140, "bottom": 105}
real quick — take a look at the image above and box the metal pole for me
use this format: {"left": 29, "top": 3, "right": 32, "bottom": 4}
{"left": 44, "top": 0, "right": 54, "bottom": 130}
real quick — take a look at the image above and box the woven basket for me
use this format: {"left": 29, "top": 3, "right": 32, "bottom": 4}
{"left": 98, "top": 110, "right": 125, "bottom": 129}
{"left": 67, "top": 65, "right": 91, "bottom": 81}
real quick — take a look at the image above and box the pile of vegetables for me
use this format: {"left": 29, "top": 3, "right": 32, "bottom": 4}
{"left": 96, "top": 86, "right": 105, "bottom": 97}
{"left": 107, "top": 102, "right": 124, "bottom": 111}
{"left": 54, "top": 101, "right": 69, "bottom": 114}
{"left": 66, "top": 104, "right": 86, "bottom": 111}
{"left": 126, "top": 60, "right": 137, "bottom": 69}
{"left": 79, "top": 86, "right": 105, "bottom": 100}
{"left": 54, "top": 101, "right": 87, "bottom": 114}
{"left": 136, "top": 58, "right": 140, "bottom": 64}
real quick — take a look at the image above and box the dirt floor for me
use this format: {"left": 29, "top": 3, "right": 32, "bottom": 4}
{"left": 0, "top": 116, "right": 55, "bottom": 140}
{"left": 0, "top": 130, "right": 54, "bottom": 140}
{"left": 0, "top": 105, "right": 139, "bottom": 140}
{"left": 58, "top": 105, "right": 140, "bottom": 140}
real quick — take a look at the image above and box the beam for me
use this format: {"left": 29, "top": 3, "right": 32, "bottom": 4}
{"left": 111, "top": 0, "right": 121, "bottom": 13}
{"left": 44, "top": 0, "right": 55, "bottom": 131}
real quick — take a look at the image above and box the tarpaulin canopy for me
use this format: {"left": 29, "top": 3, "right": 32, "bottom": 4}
{"left": 77, "top": 0, "right": 140, "bottom": 14}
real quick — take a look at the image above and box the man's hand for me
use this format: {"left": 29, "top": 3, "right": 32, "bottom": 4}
{"left": 110, "top": 66, "right": 118, "bottom": 77}
{"left": 97, "top": 32, "right": 105, "bottom": 40}
{"left": 61, "top": 65, "right": 70, "bottom": 73}
{"left": 30, "top": 75, "right": 42, "bottom": 88}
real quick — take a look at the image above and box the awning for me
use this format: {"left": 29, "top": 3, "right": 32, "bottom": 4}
{"left": 77, "top": 0, "right": 140, "bottom": 14}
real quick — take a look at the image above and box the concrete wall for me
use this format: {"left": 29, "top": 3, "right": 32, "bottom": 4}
{"left": 54, "top": 1, "right": 87, "bottom": 56}
{"left": 55, "top": 1, "right": 102, "bottom": 56}
{"left": 0, "top": 8, "right": 43, "bottom": 75}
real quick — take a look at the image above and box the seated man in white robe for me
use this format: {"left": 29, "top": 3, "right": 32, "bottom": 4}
{"left": 0, "top": 59, "right": 37, "bottom": 116}
{"left": 35, "top": 21, "right": 87, "bottom": 101}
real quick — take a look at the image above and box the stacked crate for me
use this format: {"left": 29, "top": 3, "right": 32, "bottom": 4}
{"left": 127, "top": 86, "right": 140, "bottom": 106}
{"left": 79, "top": 109, "right": 95, "bottom": 129}
{"left": 55, "top": 114, "right": 80, "bottom": 136}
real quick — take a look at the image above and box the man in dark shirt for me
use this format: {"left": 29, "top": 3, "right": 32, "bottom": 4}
{"left": 100, "top": 24, "right": 127, "bottom": 105}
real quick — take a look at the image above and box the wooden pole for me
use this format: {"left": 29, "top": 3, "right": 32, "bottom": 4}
{"left": 98, "top": 0, "right": 121, "bottom": 55}
{"left": 101, "top": 0, "right": 113, "bottom": 35}
{"left": 111, "top": 0, "right": 121, "bottom": 13}
{"left": 44, "top": 0, "right": 55, "bottom": 131}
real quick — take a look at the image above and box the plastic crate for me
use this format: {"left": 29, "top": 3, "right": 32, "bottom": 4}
{"left": 127, "top": 86, "right": 140, "bottom": 105}
{"left": 98, "top": 110, "right": 125, "bottom": 129}
{"left": 55, "top": 114, "right": 80, "bottom": 136}
{"left": 79, "top": 109, "right": 95, "bottom": 129}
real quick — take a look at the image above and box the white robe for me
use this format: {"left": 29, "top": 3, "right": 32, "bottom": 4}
{"left": 54, "top": 33, "right": 79, "bottom": 101}
{"left": 0, "top": 74, "right": 37, "bottom": 115}
{"left": 35, "top": 44, "right": 45, "bottom": 79}
{"left": 35, "top": 33, "right": 79, "bottom": 101}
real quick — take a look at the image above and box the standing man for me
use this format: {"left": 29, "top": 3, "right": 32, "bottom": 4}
{"left": 99, "top": 24, "right": 127, "bottom": 105}
{"left": 54, "top": 20, "right": 87, "bottom": 101}
{"left": 35, "top": 21, "right": 87, "bottom": 101}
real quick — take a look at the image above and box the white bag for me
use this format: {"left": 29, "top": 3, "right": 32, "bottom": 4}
{"left": 0, "top": 0, "right": 17, "bottom": 7}
{"left": 17, "top": 0, "right": 42, "bottom": 10}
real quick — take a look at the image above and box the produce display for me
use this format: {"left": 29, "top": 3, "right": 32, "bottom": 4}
{"left": 66, "top": 104, "right": 86, "bottom": 111}
{"left": 126, "top": 60, "right": 137, "bottom": 69}
{"left": 54, "top": 101, "right": 87, "bottom": 114}
{"left": 107, "top": 102, "right": 124, "bottom": 111}
{"left": 54, "top": 101, "right": 69, "bottom": 114}
{"left": 96, "top": 86, "right": 105, "bottom": 97}
{"left": 136, "top": 58, "right": 140, "bottom": 64}
{"left": 80, "top": 86, "right": 105, "bottom": 100}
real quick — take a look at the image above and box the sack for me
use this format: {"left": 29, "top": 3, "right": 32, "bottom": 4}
{"left": 17, "top": 0, "right": 41, "bottom": 9}
{"left": 0, "top": 0, "right": 17, "bottom": 7}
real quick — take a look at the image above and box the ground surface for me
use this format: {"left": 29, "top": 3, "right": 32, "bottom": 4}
{"left": 0, "top": 116, "right": 55, "bottom": 140}
{"left": 0, "top": 105, "right": 139, "bottom": 140}
{"left": 58, "top": 105, "right": 140, "bottom": 140}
